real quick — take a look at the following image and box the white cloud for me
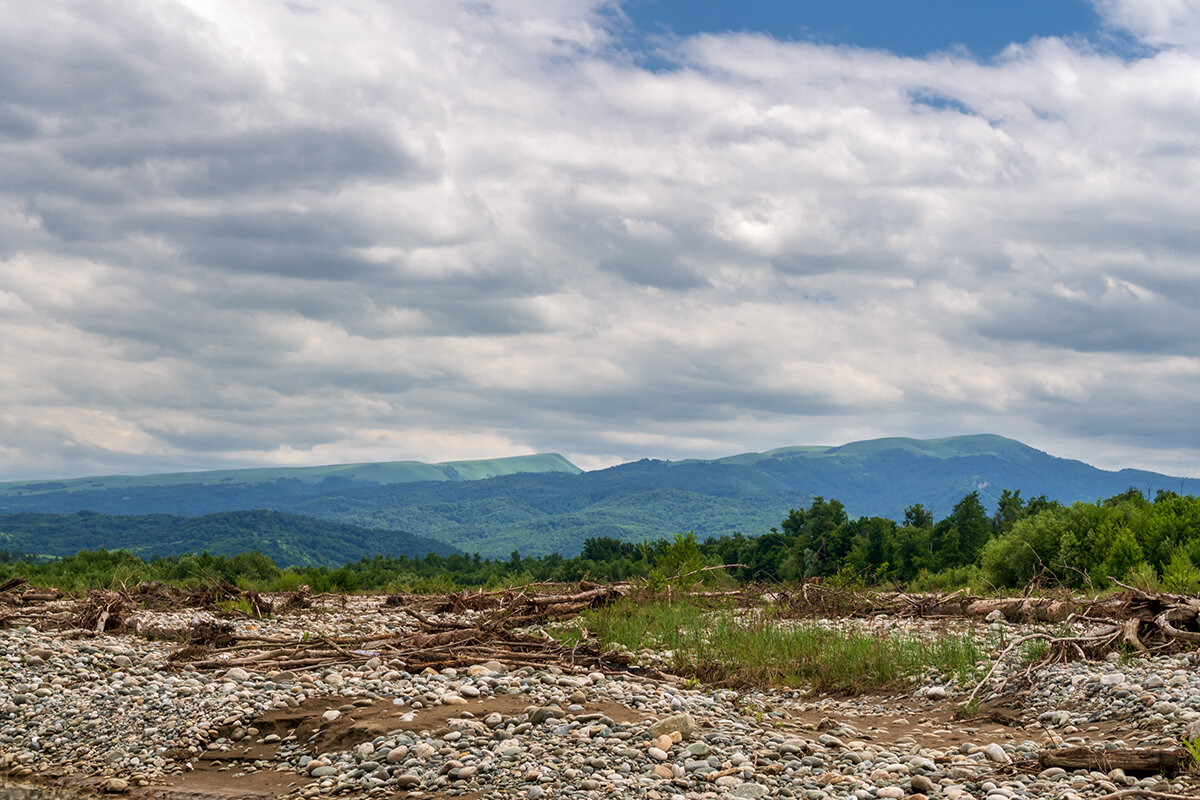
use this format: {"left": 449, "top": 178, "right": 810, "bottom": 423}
{"left": 0, "top": 0, "right": 1198, "bottom": 480}
{"left": 1093, "top": 0, "right": 1200, "bottom": 47}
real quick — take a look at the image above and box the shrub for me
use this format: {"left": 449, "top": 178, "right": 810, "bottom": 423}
{"left": 1126, "top": 561, "right": 1161, "bottom": 593}
{"left": 1161, "top": 547, "right": 1200, "bottom": 594}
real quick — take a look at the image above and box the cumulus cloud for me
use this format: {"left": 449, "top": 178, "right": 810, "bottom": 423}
{"left": 1, "top": 0, "right": 1199, "bottom": 480}
{"left": 1094, "top": 0, "right": 1200, "bottom": 47}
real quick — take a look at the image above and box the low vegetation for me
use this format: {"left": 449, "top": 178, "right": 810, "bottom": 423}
{"left": 575, "top": 597, "right": 984, "bottom": 694}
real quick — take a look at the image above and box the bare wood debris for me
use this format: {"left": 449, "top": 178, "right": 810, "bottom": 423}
{"left": 7, "top": 574, "right": 1200, "bottom": 696}
{"left": 1038, "top": 746, "right": 1188, "bottom": 776}
{"left": 774, "top": 580, "right": 1200, "bottom": 651}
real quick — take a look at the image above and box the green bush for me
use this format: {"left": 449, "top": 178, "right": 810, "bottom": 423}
{"left": 980, "top": 508, "right": 1068, "bottom": 588}
{"left": 908, "top": 565, "right": 986, "bottom": 593}
{"left": 1161, "top": 547, "right": 1200, "bottom": 594}
{"left": 1126, "top": 562, "right": 1161, "bottom": 593}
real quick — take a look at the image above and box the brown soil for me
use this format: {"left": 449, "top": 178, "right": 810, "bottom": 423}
{"left": 780, "top": 697, "right": 1132, "bottom": 752}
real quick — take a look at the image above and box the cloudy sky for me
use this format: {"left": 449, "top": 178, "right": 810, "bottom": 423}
{"left": 2, "top": 0, "right": 1199, "bottom": 481}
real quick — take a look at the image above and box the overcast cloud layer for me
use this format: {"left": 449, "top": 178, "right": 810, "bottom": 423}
{"left": 2, "top": 0, "right": 1199, "bottom": 481}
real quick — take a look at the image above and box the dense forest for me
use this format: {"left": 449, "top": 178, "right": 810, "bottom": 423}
{"left": 3, "top": 487, "right": 1198, "bottom": 595}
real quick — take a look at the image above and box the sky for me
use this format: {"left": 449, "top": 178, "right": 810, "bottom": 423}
{"left": 2, "top": 0, "right": 1200, "bottom": 481}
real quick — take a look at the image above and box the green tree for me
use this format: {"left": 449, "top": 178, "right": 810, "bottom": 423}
{"left": 904, "top": 504, "right": 933, "bottom": 530}
{"left": 1099, "top": 529, "right": 1145, "bottom": 583}
{"left": 779, "top": 497, "right": 850, "bottom": 578}
{"left": 980, "top": 507, "right": 1068, "bottom": 588}
{"left": 993, "top": 489, "right": 1024, "bottom": 536}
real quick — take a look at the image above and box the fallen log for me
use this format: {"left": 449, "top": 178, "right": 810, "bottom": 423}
{"left": 0, "top": 577, "right": 28, "bottom": 594}
{"left": 1094, "top": 790, "right": 1200, "bottom": 800}
{"left": 20, "top": 592, "right": 62, "bottom": 603}
{"left": 1038, "top": 747, "right": 1187, "bottom": 776}
{"left": 409, "top": 628, "right": 481, "bottom": 648}
{"left": 1122, "top": 618, "right": 1148, "bottom": 652}
{"left": 1155, "top": 608, "right": 1200, "bottom": 644}
{"left": 965, "top": 597, "right": 1074, "bottom": 622}
{"left": 526, "top": 585, "right": 629, "bottom": 607}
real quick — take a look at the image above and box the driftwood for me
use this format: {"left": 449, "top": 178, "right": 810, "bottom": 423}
{"left": 73, "top": 590, "right": 126, "bottom": 633}
{"left": 0, "top": 577, "right": 29, "bottom": 603}
{"left": 161, "top": 580, "right": 650, "bottom": 679}
{"left": 1038, "top": 747, "right": 1187, "bottom": 776}
{"left": 965, "top": 597, "right": 1075, "bottom": 622}
{"left": 1094, "top": 791, "right": 1200, "bottom": 800}
{"left": 0, "top": 579, "right": 62, "bottom": 607}
{"left": 775, "top": 581, "right": 1200, "bottom": 657}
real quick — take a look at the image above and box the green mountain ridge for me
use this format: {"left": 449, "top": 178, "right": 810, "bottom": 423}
{"left": 1, "top": 434, "right": 1193, "bottom": 561}
{"left": 0, "top": 453, "right": 580, "bottom": 494}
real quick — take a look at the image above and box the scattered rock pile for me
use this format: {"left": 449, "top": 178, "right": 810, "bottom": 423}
{"left": 1, "top": 592, "right": 1199, "bottom": 800}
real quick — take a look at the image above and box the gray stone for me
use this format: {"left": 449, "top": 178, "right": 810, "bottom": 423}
{"left": 984, "top": 743, "right": 1011, "bottom": 764}
{"left": 647, "top": 713, "right": 695, "bottom": 740}
{"left": 395, "top": 773, "right": 421, "bottom": 789}
{"left": 223, "top": 667, "right": 250, "bottom": 682}
{"left": 529, "top": 706, "right": 564, "bottom": 725}
{"left": 910, "top": 774, "right": 936, "bottom": 793}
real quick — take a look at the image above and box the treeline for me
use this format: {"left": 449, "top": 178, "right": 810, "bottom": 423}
{"left": 2, "top": 488, "right": 1197, "bottom": 593}
{"left": 0, "top": 538, "right": 711, "bottom": 594}
{"left": 708, "top": 488, "right": 1200, "bottom": 592}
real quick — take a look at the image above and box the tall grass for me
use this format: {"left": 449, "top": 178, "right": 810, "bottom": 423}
{"left": 583, "top": 598, "right": 983, "bottom": 694}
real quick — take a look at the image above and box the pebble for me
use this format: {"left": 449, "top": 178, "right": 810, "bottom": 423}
{"left": 911, "top": 774, "right": 936, "bottom": 793}
{"left": 2, "top": 596, "right": 1197, "bottom": 800}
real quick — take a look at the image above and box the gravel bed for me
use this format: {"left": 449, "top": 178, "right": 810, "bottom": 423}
{"left": 2, "top": 598, "right": 1198, "bottom": 800}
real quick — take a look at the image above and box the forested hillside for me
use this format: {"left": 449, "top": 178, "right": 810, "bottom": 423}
{"left": 0, "top": 510, "right": 456, "bottom": 566}
{"left": 0, "top": 453, "right": 581, "bottom": 515}
{"left": 0, "top": 435, "right": 1190, "bottom": 558}
{"left": 5, "top": 488, "right": 1198, "bottom": 596}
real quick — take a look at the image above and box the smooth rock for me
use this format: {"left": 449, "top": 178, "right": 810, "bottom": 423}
{"left": 984, "top": 743, "right": 1011, "bottom": 764}
{"left": 647, "top": 713, "right": 694, "bottom": 740}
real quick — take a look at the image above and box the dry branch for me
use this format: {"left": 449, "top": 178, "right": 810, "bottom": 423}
{"left": 0, "top": 577, "right": 27, "bottom": 594}
{"left": 1039, "top": 747, "right": 1187, "bottom": 776}
{"left": 1093, "top": 791, "right": 1200, "bottom": 800}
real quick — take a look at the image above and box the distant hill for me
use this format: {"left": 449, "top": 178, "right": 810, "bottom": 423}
{"left": 0, "top": 509, "right": 457, "bottom": 566}
{"left": 0, "top": 453, "right": 580, "bottom": 515}
{"left": 0, "top": 435, "right": 1192, "bottom": 560}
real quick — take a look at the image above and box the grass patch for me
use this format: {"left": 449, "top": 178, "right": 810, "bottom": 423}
{"left": 954, "top": 698, "right": 980, "bottom": 720}
{"left": 214, "top": 594, "right": 256, "bottom": 616}
{"left": 1020, "top": 636, "right": 1051, "bottom": 665}
{"left": 583, "top": 598, "right": 983, "bottom": 695}
{"left": 1181, "top": 735, "right": 1200, "bottom": 772}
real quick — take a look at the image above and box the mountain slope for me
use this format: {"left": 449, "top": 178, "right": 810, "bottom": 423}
{"left": 0, "top": 510, "right": 457, "bottom": 566}
{"left": 0, "top": 435, "right": 1191, "bottom": 560}
{"left": 272, "top": 434, "right": 1191, "bottom": 557}
{"left": 0, "top": 453, "right": 581, "bottom": 515}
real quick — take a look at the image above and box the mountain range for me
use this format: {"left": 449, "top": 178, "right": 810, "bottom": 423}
{"left": 1, "top": 435, "right": 1192, "bottom": 563}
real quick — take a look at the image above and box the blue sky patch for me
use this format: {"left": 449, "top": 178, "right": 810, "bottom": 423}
{"left": 619, "top": 0, "right": 1101, "bottom": 59}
